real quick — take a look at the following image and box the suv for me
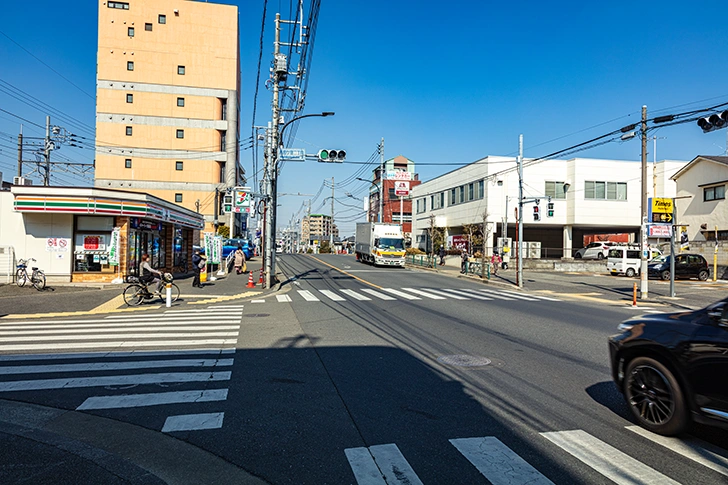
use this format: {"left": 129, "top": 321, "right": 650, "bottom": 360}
{"left": 609, "top": 297, "right": 728, "bottom": 435}
{"left": 574, "top": 241, "right": 615, "bottom": 260}
{"left": 648, "top": 253, "right": 709, "bottom": 281}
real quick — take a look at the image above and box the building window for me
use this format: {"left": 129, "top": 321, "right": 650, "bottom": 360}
{"left": 221, "top": 101, "right": 227, "bottom": 121}
{"left": 127, "top": 61, "right": 134, "bottom": 71}
{"left": 468, "top": 183, "right": 474, "bottom": 201}
{"left": 177, "top": 65, "right": 185, "bottom": 75}
{"left": 125, "top": 126, "right": 132, "bottom": 136}
{"left": 158, "top": 14, "right": 166, "bottom": 24}
{"left": 177, "top": 97, "right": 185, "bottom": 107}
{"left": 175, "top": 161, "right": 183, "bottom": 171}
{"left": 704, "top": 184, "right": 726, "bottom": 201}
{"left": 128, "top": 27, "right": 135, "bottom": 37}
{"left": 145, "top": 23, "right": 152, "bottom": 31}
{"left": 176, "top": 129, "right": 184, "bottom": 139}
{"left": 126, "top": 93, "right": 133, "bottom": 103}
{"left": 220, "top": 131, "right": 226, "bottom": 151}
{"left": 459, "top": 186, "right": 465, "bottom": 204}
{"left": 585, "top": 181, "right": 627, "bottom": 200}
{"left": 545, "top": 181, "right": 567, "bottom": 199}
{"left": 478, "top": 180, "right": 484, "bottom": 199}
{"left": 175, "top": 193, "right": 183, "bottom": 203}
{"left": 125, "top": 158, "right": 132, "bottom": 168}
{"left": 108, "top": 1, "right": 129, "bottom": 9}
{"left": 416, "top": 198, "right": 426, "bottom": 214}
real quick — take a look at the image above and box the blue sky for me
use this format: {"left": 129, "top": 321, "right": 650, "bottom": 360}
{"left": 1, "top": 1, "right": 727, "bottom": 236}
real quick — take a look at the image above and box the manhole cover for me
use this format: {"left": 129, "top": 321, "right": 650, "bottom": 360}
{"left": 436, "top": 355, "right": 492, "bottom": 367}
{"left": 244, "top": 313, "right": 270, "bottom": 318}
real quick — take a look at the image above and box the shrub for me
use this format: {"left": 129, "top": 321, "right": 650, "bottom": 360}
{"left": 406, "top": 247, "right": 425, "bottom": 255}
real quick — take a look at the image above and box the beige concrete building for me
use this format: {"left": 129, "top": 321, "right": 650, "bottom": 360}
{"left": 95, "top": 0, "right": 243, "bottom": 234}
{"left": 301, "top": 214, "right": 338, "bottom": 245}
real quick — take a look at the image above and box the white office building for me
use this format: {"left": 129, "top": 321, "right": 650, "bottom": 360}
{"left": 412, "top": 156, "right": 687, "bottom": 258}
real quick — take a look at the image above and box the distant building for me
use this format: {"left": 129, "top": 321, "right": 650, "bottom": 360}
{"left": 94, "top": 0, "right": 244, "bottom": 235}
{"left": 301, "top": 214, "right": 338, "bottom": 246}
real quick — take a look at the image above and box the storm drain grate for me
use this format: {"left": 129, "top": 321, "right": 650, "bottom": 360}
{"left": 436, "top": 355, "right": 492, "bottom": 367}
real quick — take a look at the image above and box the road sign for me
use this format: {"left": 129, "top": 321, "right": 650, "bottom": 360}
{"left": 648, "top": 224, "right": 672, "bottom": 237}
{"left": 394, "top": 181, "right": 410, "bottom": 196}
{"left": 279, "top": 148, "right": 305, "bottom": 161}
{"left": 651, "top": 198, "right": 673, "bottom": 215}
{"left": 651, "top": 212, "right": 673, "bottom": 223}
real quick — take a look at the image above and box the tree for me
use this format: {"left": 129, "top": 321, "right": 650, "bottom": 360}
{"left": 480, "top": 209, "right": 493, "bottom": 279}
{"left": 319, "top": 241, "right": 332, "bottom": 253}
{"left": 462, "top": 223, "right": 482, "bottom": 254}
{"left": 426, "top": 214, "right": 444, "bottom": 268}
{"left": 216, "top": 225, "right": 230, "bottom": 238}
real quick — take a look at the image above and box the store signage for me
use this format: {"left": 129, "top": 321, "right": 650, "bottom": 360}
{"left": 648, "top": 224, "right": 672, "bottom": 237}
{"left": 83, "top": 235, "right": 106, "bottom": 251}
{"left": 651, "top": 198, "right": 674, "bottom": 223}
{"left": 394, "top": 181, "right": 410, "bottom": 196}
{"left": 448, "top": 235, "right": 469, "bottom": 251}
{"left": 45, "top": 237, "right": 70, "bottom": 252}
{"left": 130, "top": 218, "right": 163, "bottom": 231}
{"left": 385, "top": 171, "right": 412, "bottom": 181}
{"left": 108, "top": 227, "right": 121, "bottom": 266}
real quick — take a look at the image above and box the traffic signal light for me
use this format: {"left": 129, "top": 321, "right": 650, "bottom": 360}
{"left": 317, "top": 149, "right": 346, "bottom": 163}
{"left": 547, "top": 201, "right": 554, "bottom": 217}
{"left": 533, "top": 205, "right": 541, "bottom": 221}
{"left": 697, "top": 111, "right": 728, "bottom": 133}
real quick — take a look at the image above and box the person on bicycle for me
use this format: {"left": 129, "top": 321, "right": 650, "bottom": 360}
{"left": 140, "top": 254, "right": 163, "bottom": 294}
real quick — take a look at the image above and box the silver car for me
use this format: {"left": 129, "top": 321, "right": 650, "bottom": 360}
{"left": 574, "top": 241, "right": 615, "bottom": 260}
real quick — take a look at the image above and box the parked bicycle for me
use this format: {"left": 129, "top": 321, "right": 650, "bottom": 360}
{"left": 123, "top": 272, "right": 180, "bottom": 306}
{"left": 16, "top": 258, "right": 46, "bottom": 291}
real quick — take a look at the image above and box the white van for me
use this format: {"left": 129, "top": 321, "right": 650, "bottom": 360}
{"left": 607, "top": 246, "right": 662, "bottom": 277}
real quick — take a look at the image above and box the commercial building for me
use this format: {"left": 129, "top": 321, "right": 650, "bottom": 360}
{"left": 412, "top": 156, "right": 687, "bottom": 257}
{"left": 94, "top": 0, "right": 244, "bottom": 235}
{"left": 301, "top": 214, "right": 338, "bottom": 247}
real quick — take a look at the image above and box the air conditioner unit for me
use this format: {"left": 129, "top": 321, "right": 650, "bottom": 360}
{"left": 13, "top": 176, "right": 32, "bottom": 186}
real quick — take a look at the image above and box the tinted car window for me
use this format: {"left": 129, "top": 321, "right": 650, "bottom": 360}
{"left": 626, "top": 250, "right": 640, "bottom": 259}
{"left": 608, "top": 249, "right": 623, "bottom": 258}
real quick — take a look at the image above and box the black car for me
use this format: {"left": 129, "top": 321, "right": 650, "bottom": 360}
{"left": 609, "top": 298, "right": 728, "bottom": 435}
{"left": 647, "top": 253, "right": 710, "bottom": 281}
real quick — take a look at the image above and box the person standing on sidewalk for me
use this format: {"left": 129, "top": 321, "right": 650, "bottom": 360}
{"left": 460, "top": 249, "right": 469, "bottom": 274}
{"left": 234, "top": 246, "right": 246, "bottom": 274}
{"left": 191, "top": 249, "right": 206, "bottom": 288}
{"left": 438, "top": 245, "right": 446, "bottom": 266}
{"left": 491, "top": 252, "right": 501, "bottom": 276}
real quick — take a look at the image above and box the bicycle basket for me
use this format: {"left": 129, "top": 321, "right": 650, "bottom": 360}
{"left": 162, "top": 272, "right": 174, "bottom": 283}
{"left": 125, "top": 275, "right": 140, "bottom": 283}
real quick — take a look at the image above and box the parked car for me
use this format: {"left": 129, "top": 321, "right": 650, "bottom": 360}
{"left": 648, "top": 253, "right": 709, "bottom": 281}
{"left": 609, "top": 297, "right": 728, "bottom": 435}
{"left": 222, "top": 239, "right": 255, "bottom": 260}
{"left": 607, "top": 246, "right": 662, "bottom": 277}
{"left": 574, "top": 241, "right": 616, "bottom": 259}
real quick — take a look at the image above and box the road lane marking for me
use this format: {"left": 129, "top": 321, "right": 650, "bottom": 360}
{"left": 441, "top": 289, "right": 492, "bottom": 300}
{"left": 626, "top": 425, "right": 728, "bottom": 477}
{"left": 345, "top": 447, "right": 387, "bottom": 485}
{"left": 0, "top": 371, "right": 232, "bottom": 392}
{"left": 276, "top": 295, "right": 292, "bottom": 302}
{"left": 480, "top": 289, "right": 536, "bottom": 301}
{"left": 380, "top": 288, "right": 421, "bottom": 300}
{"left": 469, "top": 289, "right": 516, "bottom": 300}
{"left": 0, "top": 339, "right": 238, "bottom": 352}
{"left": 0, "top": 325, "right": 240, "bottom": 335}
{"left": 308, "top": 255, "right": 383, "bottom": 289}
{"left": 0, "top": 331, "right": 240, "bottom": 343}
{"left": 0, "top": 358, "right": 234, "bottom": 375}
{"left": 360, "top": 289, "right": 396, "bottom": 300}
{"left": 297, "top": 290, "right": 320, "bottom": 301}
{"left": 424, "top": 288, "right": 469, "bottom": 300}
{"left": 340, "top": 289, "right": 371, "bottom": 301}
{"left": 104, "top": 314, "right": 240, "bottom": 320}
{"left": 401, "top": 288, "right": 447, "bottom": 299}
{"left": 319, "top": 290, "right": 346, "bottom": 301}
{"left": 450, "top": 437, "right": 554, "bottom": 485}
{"left": 541, "top": 429, "right": 679, "bottom": 485}
{"left": 162, "top": 412, "right": 225, "bottom": 432}
{"left": 78, "top": 389, "right": 229, "bottom": 410}
{"left": 0, "top": 348, "right": 235, "bottom": 362}
{"left": 345, "top": 443, "right": 424, "bottom": 485}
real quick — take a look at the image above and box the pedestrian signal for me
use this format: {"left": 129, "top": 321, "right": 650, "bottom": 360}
{"left": 547, "top": 202, "right": 554, "bottom": 217}
{"left": 533, "top": 206, "right": 541, "bottom": 221}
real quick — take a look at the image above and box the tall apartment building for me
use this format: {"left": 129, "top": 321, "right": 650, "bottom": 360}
{"left": 366, "top": 155, "right": 421, "bottom": 241}
{"left": 301, "top": 214, "right": 339, "bottom": 245}
{"left": 95, "top": 0, "right": 243, "bottom": 234}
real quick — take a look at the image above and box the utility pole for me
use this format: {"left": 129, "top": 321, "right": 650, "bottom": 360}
{"left": 379, "top": 138, "right": 384, "bottom": 223}
{"left": 330, "top": 177, "right": 334, "bottom": 249}
{"left": 44, "top": 116, "right": 51, "bottom": 186}
{"left": 17, "top": 126, "right": 22, "bottom": 177}
{"left": 517, "top": 134, "right": 524, "bottom": 288}
{"left": 640, "top": 106, "right": 649, "bottom": 299}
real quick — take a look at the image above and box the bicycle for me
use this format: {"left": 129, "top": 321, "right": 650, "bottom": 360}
{"left": 16, "top": 258, "right": 46, "bottom": 291}
{"left": 123, "top": 272, "right": 180, "bottom": 306}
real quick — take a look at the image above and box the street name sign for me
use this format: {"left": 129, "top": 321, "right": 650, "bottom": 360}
{"left": 279, "top": 148, "right": 305, "bottom": 161}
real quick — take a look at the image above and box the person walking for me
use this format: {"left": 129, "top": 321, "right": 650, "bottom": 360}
{"left": 191, "top": 249, "right": 206, "bottom": 288}
{"left": 438, "top": 245, "right": 446, "bottom": 266}
{"left": 491, "top": 252, "right": 502, "bottom": 276}
{"left": 234, "top": 246, "right": 246, "bottom": 275}
{"left": 460, "top": 249, "right": 469, "bottom": 274}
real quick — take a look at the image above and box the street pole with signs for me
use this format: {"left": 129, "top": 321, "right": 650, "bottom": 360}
{"left": 394, "top": 180, "right": 410, "bottom": 228}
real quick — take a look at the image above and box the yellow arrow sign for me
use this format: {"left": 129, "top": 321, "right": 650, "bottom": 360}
{"left": 659, "top": 213, "right": 673, "bottom": 223}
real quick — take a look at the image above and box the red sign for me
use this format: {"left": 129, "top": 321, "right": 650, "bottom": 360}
{"left": 394, "top": 181, "right": 410, "bottom": 196}
{"left": 84, "top": 236, "right": 100, "bottom": 250}
{"left": 450, "top": 235, "right": 469, "bottom": 251}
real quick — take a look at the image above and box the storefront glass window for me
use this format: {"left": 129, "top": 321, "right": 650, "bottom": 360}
{"left": 73, "top": 216, "right": 115, "bottom": 273}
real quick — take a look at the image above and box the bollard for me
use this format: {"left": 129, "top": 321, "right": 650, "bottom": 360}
{"left": 166, "top": 283, "right": 172, "bottom": 308}
{"left": 632, "top": 282, "right": 637, "bottom": 307}
{"left": 258, "top": 267, "right": 264, "bottom": 284}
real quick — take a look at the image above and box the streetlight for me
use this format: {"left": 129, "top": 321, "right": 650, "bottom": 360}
{"left": 278, "top": 112, "right": 335, "bottom": 151}
{"left": 356, "top": 177, "right": 381, "bottom": 222}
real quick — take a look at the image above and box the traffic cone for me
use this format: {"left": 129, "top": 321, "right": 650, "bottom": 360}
{"left": 247, "top": 271, "right": 255, "bottom": 288}
{"left": 258, "top": 267, "right": 264, "bottom": 284}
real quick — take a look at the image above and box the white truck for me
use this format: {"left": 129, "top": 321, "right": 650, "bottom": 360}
{"left": 355, "top": 222, "right": 406, "bottom": 267}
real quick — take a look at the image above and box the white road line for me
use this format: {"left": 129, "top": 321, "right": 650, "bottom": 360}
{"left": 0, "top": 358, "right": 234, "bottom": 376}
{"left": 297, "top": 290, "right": 320, "bottom": 301}
{"left": 0, "top": 339, "right": 238, "bottom": 352}
{"left": 0, "top": 348, "right": 235, "bottom": 362}
{"left": 500, "top": 290, "right": 560, "bottom": 302}
{"left": 318, "top": 290, "right": 346, "bottom": 301}
{"left": 0, "top": 326, "right": 240, "bottom": 335}
{"left": 206, "top": 305, "right": 245, "bottom": 309}
{"left": 467, "top": 289, "right": 516, "bottom": 301}
{"left": 276, "top": 295, "right": 292, "bottom": 302}
{"left": 162, "top": 412, "right": 225, "bottom": 432}
{"left": 344, "top": 447, "right": 387, "bottom": 485}
{"left": 401, "top": 288, "right": 446, "bottom": 299}
{"left": 77, "top": 388, "right": 229, "bottom": 410}
{"left": 423, "top": 288, "right": 469, "bottom": 300}
{"left": 0, "top": 331, "right": 239, "bottom": 343}
{"left": 368, "top": 443, "right": 424, "bottom": 485}
{"left": 441, "top": 288, "right": 492, "bottom": 300}
{"left": 541, "top": 429, "right": 680, "bottom": 485}
{"left": 380, "top": 288, "right": 421, "bottom": 300}
{"left": 360, "top": 289, "right": 396, "bottom": 300}
{"left": 250, "top": 300, "right": 265, "bottom": 303}
{"left": 525, "top": 293, "right": 562, "bottom": 302}
{"left": 0, "top": 371, "right": 231, "bottom": 392}
{"left": 106, "top": 313, "right": 240, "bottom": 319}
{"left": 0, "top": 317, "right": 235, "bottom": 325}
{"left": 450, "top": 437, "right": 554, "bottom": 485}
{"left": 340, "top": 289, "right": 371, "bottom": 301}
{"left": 626, "top": 425, "right": 728, "bottom": 477}
{"left": 0, "top": 320, "right": 241, "bottom": 330}
{"left": 164, "top": 310, "right": 241, "bottom": 314}
{"left": 482, "top": 289, "right": 537, "bottom": 301}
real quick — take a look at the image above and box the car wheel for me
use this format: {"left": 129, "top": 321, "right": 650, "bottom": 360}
{"left": 661, "top": 270, "right": 670, "bottom": 281}
{"left": 698, "top": 270, "right": 709, "bottom": 281}
{"left": 597, "top": 253, "right": 604, "bottom": 260}
{"left": 625, "top": 357, "right": 688, "bottom": 435}
{"left": 625, "top": 268, "right": 636, "bottom": 278}
{"left": 574, "top": 253, "right": 582, "bottom": 259}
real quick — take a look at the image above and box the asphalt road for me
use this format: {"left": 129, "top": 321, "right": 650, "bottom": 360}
{"left": 1, "top": 253, "right": 727, "bottom": 484}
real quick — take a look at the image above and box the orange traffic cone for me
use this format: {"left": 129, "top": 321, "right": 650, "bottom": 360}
{"left": 247, "top": 271, "right": 255, "bottom": 288}
{"left": 258, "top": 268, "right": 264, "bottom": 284}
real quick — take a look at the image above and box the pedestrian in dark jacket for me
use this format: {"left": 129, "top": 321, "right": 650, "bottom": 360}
{"left": 460, "top": 249, "right": 469, "bottom": 274}
{"left": 191, "top": 249, "right": 206, "bottom": 288}
{"left": 438, "top": 245, "right": 446, "bottom": 265}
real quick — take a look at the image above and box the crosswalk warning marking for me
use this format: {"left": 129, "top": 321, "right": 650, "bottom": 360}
{"left": 626, "top": 425, "right": 728, "bottom": 477}
{"left": 379, "top": 288, "right": 421, "bottom": 300}
{"left": 0, "top": 339, "right": 238, "bottom": 353}
{"left": 500, "top": 290, "right": 557, "bottom": 301}
{"left": 0, "top": 348, "right": 235, "bottom": 363}
{"left": 441, "top": 288, "right": 493, "bottom": 300}
{"left": 319, "top": 289, "right": 346, "bottom": 301}
{"left": 360, "top": 288, "right": 396, "bottom": 300}
{"left": 251, "top": 299, "right": 265, "bottom": 303}
{"left": 340, "top": 289, "right": 371, "bottom": 301}
{"left": 0, "top": 325, "right": 240, "bottom": 335}
{"left": 424, "top": 288, "right": 469, "bottom": 300}
{"left": 276, "top": 295, "right": 292, "bottom": 302}
{"left": 161, "top": 411, "right": 224, "bottom": 433}
{"left": 297, "top": 290, "right": 320, "bottom": 301}
{"left": 541, "top": 429, "right": 680, "bottom": 485}
{"left": 0, "top": 358, "right": 234, "bottom": 376}
{"left": 77, "top": 388, "right": 229, "bottom": 410}
{"left": 450, "top": 437, "right": 554, "bottom": 485}
{"left": 402, "top": 288, "right": 447, "bottom": 300}
{"left": 469, "top": 289, "right": 517, "bottom": 300}
{"left": 345, "top": 443, "right": 424, "bottom": 485}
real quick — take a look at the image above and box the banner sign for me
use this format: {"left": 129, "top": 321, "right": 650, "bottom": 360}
{"left": 385, "top": 171, "right": 412, "bottom": 181}
{"left": 108, "top": 227, "right": 121, "bottom": 265}
{"left": 648, "top": 224, "right": 672, "bottom": 237}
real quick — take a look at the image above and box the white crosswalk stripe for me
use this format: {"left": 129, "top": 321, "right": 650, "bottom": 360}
{"left": 441, "top": 288, "right": 492, "bottom": 300}
{"left": 319, "top": 289, "right": 346, "bottom": 301}
{"left": 276, "top": 294, "right": 292, "bottom": 302}
{"left": 345, "top": 443, "right": 424, "bottom": 485}
{"left": 423, "top": 288, "right": 469, "bottom": 300}
{"left": 340, "top": 289, "right": 371, "bottom": 301}
{"left": 360, "top": 288, "right": 396, "bottom": 300}
{"left": 77, "top": 389, "right": 229, "bottom": 410}
{"left": 401, "top": 287, "right": 447, "bottom": 299}
{"left": 297, "top": 290, "right": 320, "bottom": 301}
{"left": 379, "top": 288, "right": 421, "bottom": 300}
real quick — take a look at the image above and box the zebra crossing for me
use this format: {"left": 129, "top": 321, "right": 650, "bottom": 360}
{"left": 252, "top": 286, "right": 561, "bottom": 305}
{"left": 0, "top": 304, "right": 244, "bottom": 433}
{"left": 346, "top": 427, "right": 728, "bottom": 484}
